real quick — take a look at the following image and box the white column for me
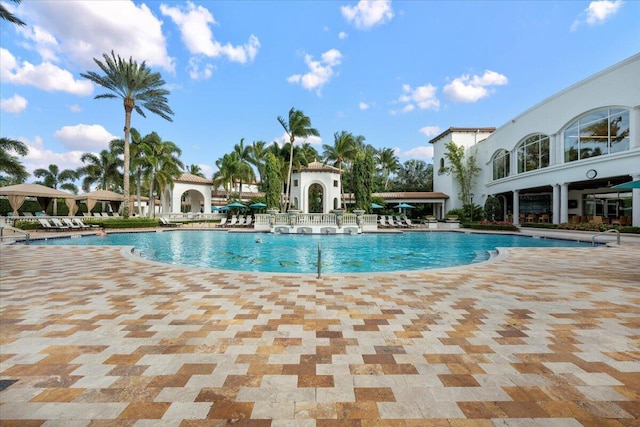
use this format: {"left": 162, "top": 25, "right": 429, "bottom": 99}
{"left": 552, "top": 184, "right": 560, "bottom": 224}
{"left": 560, "top": 183, "right": 569, "bottom": 224}
{"left": 633, "top": 173, "right": 640, "bottom": 227}
{"left": 513, "top": 190, "right": 520, "bottom": 225}
{"left": 549, "top": 134, "right": 557, "bottom": 165}
{"left": 631, "top": 107, "right": 640, "bottom": 149}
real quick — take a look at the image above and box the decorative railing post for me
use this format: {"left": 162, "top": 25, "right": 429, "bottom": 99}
{"left": 353, "top": 209, "right": 365, "bottom": 229}
{"left": 334, "top": 209, "right": 344, "bottom": 228}
{"left": 267, "top": 208, "right": 279, "bottom": 228}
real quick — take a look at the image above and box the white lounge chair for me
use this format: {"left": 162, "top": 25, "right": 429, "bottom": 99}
{"left": 217, "top": 217, "right": 228, "bottom": 227}
{"left": 243, "top": 216, "right": 253, "bottom": 227}
{"left": 228, "top": 215, "right": 238, "bottom": 227}
{"left": 74, "top": 218, "right": 99, "bottom": 229}
{"left": 159, "top": 217, "right": 179, "bottom": 227}
{"left": 62, "top": 218, "right": 83, "bottom": 229}
{"left": 38, "top": 218, "right": 68, "bottom": 232}
{"left": 379, "top": 215, "right": 388, "bottom": 228}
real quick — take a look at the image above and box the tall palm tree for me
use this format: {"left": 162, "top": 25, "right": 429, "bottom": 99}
{"left": 143, "top": 132, "right": 183, "bottom": 217}
{"left": 376, "top": 147, "right": 400, "bottom": 190}
{"left": 77, "top": 149, "right": 123, "bottom": 192}
{"left": 81, "top": 51, "right": 173, "bottom": 218}
{"left": 0, "top": 0, "right": 25, "bottom": 26}
{"left": 323, "top": 130, "right": 357, "bottom": 209}
{"left": 277, "top": 107, "right": 319, "bottom": 211}
{"left": 0, "top": 137, "right": 29, "bottom": 184}
{"left": 110, "top": 128, "right": 150, "bottom": 215}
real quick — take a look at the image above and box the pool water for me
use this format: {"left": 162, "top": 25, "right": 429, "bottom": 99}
{"left": 30, "top": 230, "right": 593, "bottom": 273}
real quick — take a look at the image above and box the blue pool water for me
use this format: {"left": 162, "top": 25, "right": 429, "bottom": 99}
{"left": 30, "top": 230, "right": 592, "bottom": 273}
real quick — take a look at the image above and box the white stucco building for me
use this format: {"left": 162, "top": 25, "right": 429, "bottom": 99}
{"left": 289, "top": 161, "right": 343, "bottom": 213}
{"left": 431, "top": 54, "right": 640, "bottom": 227}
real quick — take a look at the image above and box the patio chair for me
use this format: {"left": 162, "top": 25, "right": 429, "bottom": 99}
{"left": 217, "top": 217, "right": 228, "bottom": 227}
{"left": 228, "top": 215, "right": 238, "bottom": 227}
{"left": 235, "top": 216, "right": 246, "bottom": 227}
{"left": 38, "top": 218, "right": 68, "bottom": 232}
{"left": 159, "top": 217, "right": 179, "bottom": 227}
{"left": 402, "top": 216, "right": 419, "bottom": 228}
{"left": 395, "top": 216, "right": 409, "bottom": 227}
{"left": 243, "top": 216, "right": 253, "bottom": 227}
{"left": 51, "top": 218, "right": 72, "bottom": 229}
{"left": 379, "top": 215, "right": 388, "bottom": 228}
{"left": 62, "top": 218, "right": 83, "bottom": 230}
{"left": 74, "top": 218, "right": 99, "bottom": 229}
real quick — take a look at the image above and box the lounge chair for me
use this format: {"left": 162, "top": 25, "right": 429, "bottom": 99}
{"left": 395, "top": 216, "right": 409, "bottom": 227}
{"left": 92, "top": 212, "right": 102, "bottom": 217}
{"left": 402, "top": 216, "right": 419, "bottom": 228}
{"left": 217, "top": 217, "right": 228, "bottom": 227}
{"left": 111, "top": 212, "right": 120, "bottom": 217}
{"left": 74, "top": 218, "right": 99, "bottom": 229}
{"left": 379, "top": 215, "right": 388, "bottom": 228}
{"left": 243, "top": 216, "right": 253, "bottom": 227}
{"left": 101, "top": 212, "right": 110, "bottom": 217}
{"left": 62, "top": 218, "right": 83, "bottom": 229}
{"left": 228, "top": 215, "right": 238, "bottom": 227}
{"left": 51, "top": 218, "right": 72, "bottom": 229}
{"left": 235, "top": 216, "right": 246, "bottom": 227}
{"left": 159, "top": 217, "right": 179, "bottom": 227}
{"left": 387, "top": 216, "right": 401, "bottom": 228}
{"left": 38, "top": 218, "right": 69, "bottom": 231}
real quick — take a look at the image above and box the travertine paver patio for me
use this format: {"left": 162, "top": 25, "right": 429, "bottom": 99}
{"left": 0, "top": 243, "right": 639, "bottom": 426}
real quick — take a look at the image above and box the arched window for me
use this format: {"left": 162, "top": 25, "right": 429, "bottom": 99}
{"left": 517, "top": 134, "right": 549, "bottom": 173}
{"left": 492, "top": 149, "right": 510, "bottom": 180}
{"left": 564, "top": 108, "right": 629, "bottom": 162}
{"left": 438, "top": 158, "right": 445, "bottom": 174}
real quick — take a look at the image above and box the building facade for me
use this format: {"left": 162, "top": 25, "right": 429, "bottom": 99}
{"left": 431, "top": 54, "right": 640, "bottom": 227}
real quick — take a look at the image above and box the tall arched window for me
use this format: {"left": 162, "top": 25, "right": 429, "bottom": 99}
{"left": 492, "top": 149, "right": 510, "bottom": 180}
{"left": 517, "top": 134, "right": 549, "bottom": 173}
{"left": 564, "top": 108, "right": 630, "bottom": 162}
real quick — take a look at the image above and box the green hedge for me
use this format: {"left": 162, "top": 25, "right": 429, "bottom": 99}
{"left": 462, "top": 222, "right": 519, "bottom": 232}
{"left": 15, "top": 218, "right": 160, "bottom": 230}
{"left": 520, "top": 223, "right": 558, "bottom": 229}
{"left": 523, "top": 222, "right": 640, "bottom": 234}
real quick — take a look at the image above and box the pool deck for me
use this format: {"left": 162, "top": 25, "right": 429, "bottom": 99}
{"left": 1, "top": 229, "right": 639, "bottom": 426}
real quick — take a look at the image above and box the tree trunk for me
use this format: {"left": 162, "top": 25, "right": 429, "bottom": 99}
{"left": 285, "top": 136, "right": 294, "bottom": 211}
{"left": 122, "top": 99, "right": 134, "bottom": 218}
{"left": 136, "top": 168, "right": 142, "bottom": 217}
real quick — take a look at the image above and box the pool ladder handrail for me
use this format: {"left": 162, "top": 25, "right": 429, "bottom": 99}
{"left": 0, "top": 225, "right": 30, "bottom": 244}
{"left": 591, "top": 228, "right": 620, "bottom": 246}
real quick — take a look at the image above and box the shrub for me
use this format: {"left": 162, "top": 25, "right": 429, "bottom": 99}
{"left": 462, "top": 220, "right": 519, "bottom": 232}
{"left": 520, "top": 223, "right": 558, "bottom": 229}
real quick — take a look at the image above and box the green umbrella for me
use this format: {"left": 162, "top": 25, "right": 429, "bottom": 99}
{"left": 611, "top": 180, "right": 640, "bottom": 189}
{"left": 371, "top": 203, "right": 384, "bottom": 209}
{"left": 249, "top": 202, "right": 267, "bottom": 208}
{"left": 226, "top": 202, "right": 246, "bottom": 208}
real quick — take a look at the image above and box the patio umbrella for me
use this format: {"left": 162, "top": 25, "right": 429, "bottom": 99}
{"left": 249, "top": 202, "right": 267, "bottom": 209}
{"left": 611, "top": 180, "right": 640, "bottom": 189}
{"left": 226, "top": 202, "right": 246, "bottom": 208}
{"left": 394, "top": 203, "right": 414, "bottom": 209}
{"left": 371, "top": 202, "right": 384, "bottom": 209}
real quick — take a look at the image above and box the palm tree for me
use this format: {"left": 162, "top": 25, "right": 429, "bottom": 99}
{"left": 77, "top": 149, "right": 123, "bottom": 192}
{"left": 33, "top": 164, "right": 78, "bottom": 215}
{"left": 376, "top": 147, "right": 400, "bottom": 190}
{"left": 277, "top": 107, "right": 319, "bottom": 211}
{"left": 233, "top": 138, "right": 255, "bottom": 195}
{"left": 186, "top": 164, "right": 205, "bottom": 178}
{"left": 248, "top": 140, "right": 267, "bottom": 183}
{"left": 81, "top": 51, "right": 173, "bottom": 218}
{"left": 143, "top": 132, "right": 183, "bottom": 217}
{"left": 323, "top": 130, "right": 357, "bottom": 209}
{"left": 110, "top": 128, "right": 150, "bottom": 216}
{"left": 33, "top": 164, "right": 78, "bottom": 193}
{"left": 0, "top": 0, "right": 25, "bottom": 26}
{"left": 0, "top": 137, "right": 29, "bottom": 184}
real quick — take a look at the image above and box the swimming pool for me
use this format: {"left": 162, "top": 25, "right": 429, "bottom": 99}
{"left": 30, "top": 230, "right": 593, "bottom": 273}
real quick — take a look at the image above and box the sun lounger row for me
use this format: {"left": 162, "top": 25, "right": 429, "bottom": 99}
{"left": 83, "top": 212, "right": 120, "bottom": 217}
{"left": 378, "top": 215, "right": 420, "bottom": 228}
{"left": 217, "top": 215, "right": 253, "bottom": 228}
{"left": 38, "top": 218, "right": 99, "bottom": 231}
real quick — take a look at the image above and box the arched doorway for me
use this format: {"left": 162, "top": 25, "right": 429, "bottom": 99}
{"left": 308, "top": 183, "right": 324, "bottom": 213}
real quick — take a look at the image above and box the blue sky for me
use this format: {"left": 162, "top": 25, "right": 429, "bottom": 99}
{"left": 1, "top": 0, "right": 638, "bottom": 181}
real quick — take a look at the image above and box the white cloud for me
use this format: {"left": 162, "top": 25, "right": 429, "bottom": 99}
{"left": 53, "top": 124, "right": 117, "bottom": 151}
{"left": 188, "top": 57, "right": 215, "bottom": 80}
{"left": 0, "top": 48, "right": 93, "bottom": 95}
{"left": 341, "top": 0, "right": 394, "bottom": 29}
{"left": 17, "top": 25, "right": 59, "bottom": 62}
{"left": 399, "top": 146, "right": 434, "bottom": 161}
{"left": 274, "top": 132, "right": 322, "bottom": 147}
{"left": 69, "top": 104, "right": 81, "bottom": 113}
{"left": 359, "top": 102, "right": 370, "bottom": 110}
{"left": 287, "top": 49, "right": 343, "bottom": 95}
{"left": 397, "top": 83, "right": 439, "bottom": 112}
{"left": 160, "top": 2, "right": 260, "bottom": 65}
{"left": 443, "top": 70, "right": 507, "bottom": 103}
{"left": 1, "top": 93, "right": 28, "bottom": 113}
{"left": 418, "top": 126, "right": 441, "bottom": 137}
{"left": 20, "top": 136, "right": 86, "bottom": 178}
{"left": 19, "top": 1, "right": 174, "bottom": 72}
{"left": 571, "top": 0, "right": 622, "bottom": 31}
{"left": 339, "top": 31, "right": 348, "bottom": 39}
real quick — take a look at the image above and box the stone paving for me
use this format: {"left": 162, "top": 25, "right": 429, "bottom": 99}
{"left": 0, "top": 241, "right": 639, "bottom": 426}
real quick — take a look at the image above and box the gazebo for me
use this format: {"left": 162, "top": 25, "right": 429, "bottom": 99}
{"left": 0, "top": 183, "right": 75, "bottom": 216}
{"left": 75, "top": 189, "right": 125, "bottom": 215}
